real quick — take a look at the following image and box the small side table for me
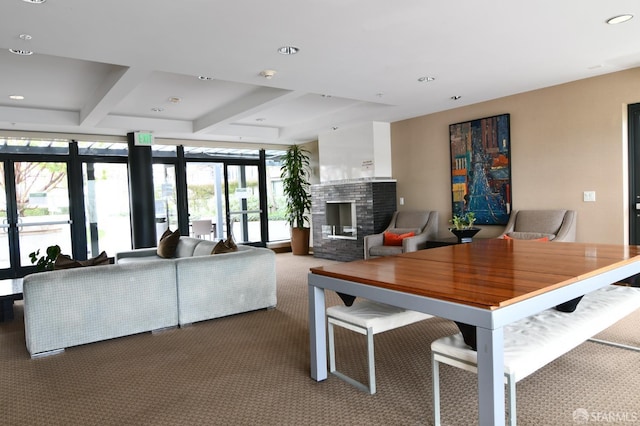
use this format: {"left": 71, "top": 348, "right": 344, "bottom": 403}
{"left": 425, "top": 237, "right": 459, "bottom": 249}
{"left": 0, "top": 278, "right": 23, "bottom": 322}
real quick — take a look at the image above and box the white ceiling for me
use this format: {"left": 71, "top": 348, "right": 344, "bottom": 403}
{"left": 1, "top": 0, "right": 639, "bottom": 146}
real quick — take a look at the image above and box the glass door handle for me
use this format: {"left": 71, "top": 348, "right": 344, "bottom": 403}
{"left": 18, "top": 220, "right": 73, "bottom": 227}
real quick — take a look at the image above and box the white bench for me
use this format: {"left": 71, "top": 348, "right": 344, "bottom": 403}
{"left": 327, "top": 299, "right": 432, "bottom": 394}
{"left": 431, "top": 284, "right": 640, "bottom": 426}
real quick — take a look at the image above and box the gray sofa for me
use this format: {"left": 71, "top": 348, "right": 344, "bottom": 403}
{"left": 116, "top": 237, "right": 277, "bottom": 326}
{"left": 23, "top": 237, "right": 276, "bottom": 357}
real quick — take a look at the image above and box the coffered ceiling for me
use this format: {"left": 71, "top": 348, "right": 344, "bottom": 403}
{"left": 1, "top": 0, "right": 639, "bottom": 145}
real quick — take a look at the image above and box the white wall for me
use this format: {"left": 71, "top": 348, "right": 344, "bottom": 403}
{"left": 318, "top": 122, "right": 392, "bottom": 182}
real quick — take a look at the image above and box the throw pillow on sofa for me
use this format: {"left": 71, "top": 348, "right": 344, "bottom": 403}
{"left": 157, "top": 228, "right": 181, "bottom": 258}
{"left": 54, "top": 251, "right": 110, "bottom": 270}
{"left": 211, "top": 236, "right": 238, "bottom": 254}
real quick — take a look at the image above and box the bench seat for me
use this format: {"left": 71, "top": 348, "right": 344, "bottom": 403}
{"left": 327, "top": 299, "right": 432, "bottom": 394}
{"left": 431, "top": 284, "right": 640, "bottom": 425}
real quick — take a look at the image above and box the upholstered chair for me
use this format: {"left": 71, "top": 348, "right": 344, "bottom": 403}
{"left": 363, "top": 211, "right": 438, "bottom": 259}
{"left": 499, "top": 209, "right": 577, "bottom": 242}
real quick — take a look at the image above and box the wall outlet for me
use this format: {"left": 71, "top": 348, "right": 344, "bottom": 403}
{"left": 583, "top": 191, "right": 596, "bottom": 202}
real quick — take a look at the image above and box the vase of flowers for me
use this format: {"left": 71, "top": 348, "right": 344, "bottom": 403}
{"left": 449, "top": 212, "right": 480, "bottom": 243}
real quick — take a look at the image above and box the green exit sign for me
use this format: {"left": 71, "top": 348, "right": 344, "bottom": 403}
{"left": 134, "top": 132, "right": 154, "bottom": 146}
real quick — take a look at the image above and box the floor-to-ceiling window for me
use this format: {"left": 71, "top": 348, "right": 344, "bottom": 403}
{"left": 227, "top": 164, "right": 262, "bottom": 243}
{"left": 182, "top": 147, "right": 287, "bottom": 246}
{"left": 265, "top": 159, "right": 289, "bottom": 241}
{"left": 0, "top": 138, "right": 72, "bottom": 278}
{"left": 77, "top": 141, "right": 132, "bottom": 258}
{"left": 0, "top": 136, "right": 287, "bottom": 277}
{"left": 82, "top": 163, "right": 131, "bottom": 257}
{"left": 185, "top": 161, "right": 226, "bottom": 240}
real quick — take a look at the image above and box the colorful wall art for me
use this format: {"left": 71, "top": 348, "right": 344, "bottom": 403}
{"left": 449, "top": 113, "right": 511, "bottom": 225}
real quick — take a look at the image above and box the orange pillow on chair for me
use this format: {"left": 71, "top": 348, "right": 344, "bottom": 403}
{"left": 502, "top": 234, "right": 549, "bottom": 242}
{"left": 383, "top": 231, "right": 415, "bottom": 246}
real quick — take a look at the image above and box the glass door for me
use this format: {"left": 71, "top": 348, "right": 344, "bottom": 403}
{"left": 186, "top": 162, "right": 226, "bottom": 241}
{"left": 83, "top": 163, "right": 132, "bottom": 257}
{"left": 0, "top": 161, "right": 73, "bottom": 277}
{"left": 226, "top": 164, "right": 263, "bottom": 244}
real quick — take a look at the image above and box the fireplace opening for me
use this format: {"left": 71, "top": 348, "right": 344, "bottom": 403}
{"left": 322, "top": 201, "right": 357, "bottom": 240}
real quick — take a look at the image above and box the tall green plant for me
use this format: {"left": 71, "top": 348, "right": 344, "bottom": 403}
{"left": 280, "top": 145, "right": 312, "bottom": 229}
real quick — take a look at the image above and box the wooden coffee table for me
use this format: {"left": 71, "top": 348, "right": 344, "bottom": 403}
{"left": 0, "top": 278, "right": 23, "bottom": 322}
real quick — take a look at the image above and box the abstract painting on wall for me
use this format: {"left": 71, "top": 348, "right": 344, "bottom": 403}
{"left": 449, "top": 113, "right": 511, "bottom": 225}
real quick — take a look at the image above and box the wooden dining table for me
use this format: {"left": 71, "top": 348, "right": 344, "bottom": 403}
{"left": 307, "top": 238, "right": 640, "bottom": 425}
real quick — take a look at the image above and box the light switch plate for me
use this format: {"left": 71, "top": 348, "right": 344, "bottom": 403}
{"left": 583, "top": 191, "right": 596, "bottom": 202}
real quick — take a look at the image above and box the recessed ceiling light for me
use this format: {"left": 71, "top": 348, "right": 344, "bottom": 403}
{"left": 278, "top": 46, "right": 299, "bottom": 55}
{"left": 168, "top": 97, "right": 181, "bottom": 104}
{"left": 151, "top": 107, "right": 164, "bottom": 112}
{"left": 332, "top": 126, "right": 339, "bottom": 131}
{"left": 9, "top": 95, "right": 25, "bottom": 100}
{"left": 19, "top": 34, "right": 32, "bottom": 41}
{"left": 451, "top": 95, "right": 462, "bottom": 100}
{"left": 418, "top": 76, "right": 436, "bottom": 82}
{"left": 22, "top": 0, "right": 46, "bottom": 3}
{"left": 321, "top": 94, "right": 332, "bottom": 98}
{"left": 198, "top": 76, "right": 213, "bottom": 81}
{"left": 256, "top": 118, "right": 266, "bottom": 122}
{"left": 606, "top": 14, "right": 633, "bottom": 24}
{"left": 9, "top": 48, "right": 33, "bottom": 56}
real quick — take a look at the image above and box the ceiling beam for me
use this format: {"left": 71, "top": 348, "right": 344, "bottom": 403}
{"left": 80, "top": 66, "right": 152, "bottom": 127}
{"left": 0, "top": 105, "right": 79, "bottom": 126}
{"left": 193, "top": 88, "right": 306, "bottom": 133}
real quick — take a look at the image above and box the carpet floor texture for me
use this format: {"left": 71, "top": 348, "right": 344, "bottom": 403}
{"left": 1, "top": 253, "right": 639, "bottom": 425}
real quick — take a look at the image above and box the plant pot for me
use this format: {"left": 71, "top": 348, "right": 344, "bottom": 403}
{"left": 449, "top": 228, "right": 480, "bottom": 243}
{"left": 291, "top": 227, "right": 310, "bottom": 255}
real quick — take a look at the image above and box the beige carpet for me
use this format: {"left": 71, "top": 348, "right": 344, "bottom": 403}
{"left": 1, "top": 253, "right": 639, "bottom": 425}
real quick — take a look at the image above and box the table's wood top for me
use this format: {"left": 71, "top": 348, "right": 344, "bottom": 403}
{"left": 310, "top": 239, "right": 640, "bottom": 309}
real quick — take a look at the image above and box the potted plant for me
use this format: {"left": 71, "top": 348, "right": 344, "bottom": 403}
{"left": 449, "top": 212, "right": 480, "bottom": 243}
{"left": 29, "top": 245, "right": 61, "bottom": 272}
{"left": 280, "top": 145, "right": 313, "bottom": 255}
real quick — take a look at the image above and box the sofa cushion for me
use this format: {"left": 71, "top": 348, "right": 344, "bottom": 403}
{"left": 192, "top": 239, "right": 217, "bottom": 256}
{"left": 157, "top": 229, "right": 181, "bottom": 258}
{"left": 369, "top": 245, "right": 403, "bottom": 257}
{"left": 174, "top": 237, "right": 202, "bottom": 257}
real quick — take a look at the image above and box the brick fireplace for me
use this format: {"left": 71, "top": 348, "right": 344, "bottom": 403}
{"left": 311, "top": 179, "right": 396, "bottom": 261}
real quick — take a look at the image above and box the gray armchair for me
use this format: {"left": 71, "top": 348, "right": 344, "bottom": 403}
{"left": 364, "top": 211, "right": 438, "bottom": 259}
{"left": 499, "top": 209, "right": 577, "bottom": 242}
